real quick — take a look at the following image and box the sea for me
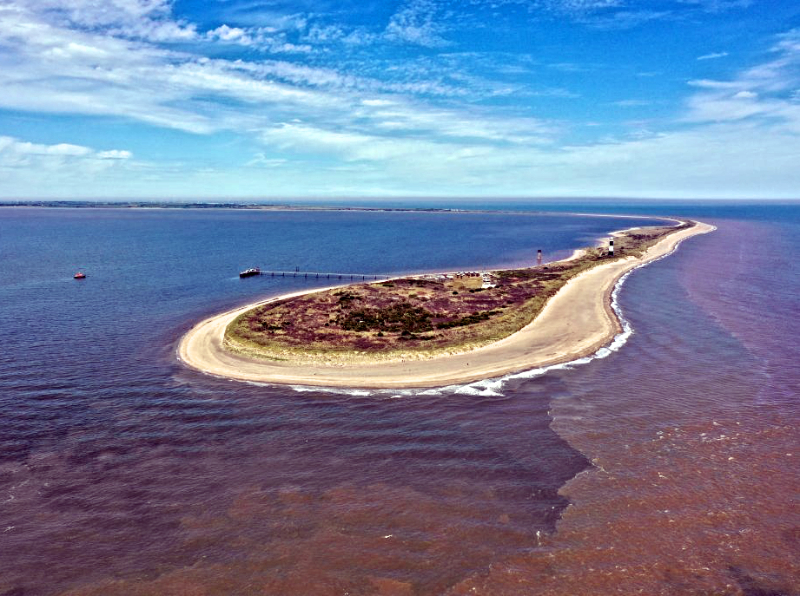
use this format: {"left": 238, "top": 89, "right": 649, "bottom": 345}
{"left": 0, "top": 202, "right": 797, "bottom": 596}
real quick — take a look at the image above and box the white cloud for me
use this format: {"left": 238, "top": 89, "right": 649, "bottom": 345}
{"left": 0, "top": 0, "right": 502, "bottom": 147}
{"left": 0, "top": 1, "right": 796, "bottom": 199}
{"left": 0, "top": 136, "right": 133, "bottom": 172}
{"left": 233, "top": 27, "right": 800, "bottom": 198}
{"left": 385, "top": 0, "right": 451, "bottom": 48}
{"left": 246, "top": 153, "right": 288, "bottom": 167}
{"left": 30, "top": 142, "right": 92, "bottom": 156}
{"left": 0, "top": 136, "right": 88, "bottom": 157}
{"left": 697, "top": 51, "right": 729, "bottom": 60}
{"left": 207, "top": 24, "right": 251, "bottom": 43}
{"left": 0, "top": 3, "right": 349, "bottom": 134}
{"left": 361, "top": 99, "right": 397, "bottom": 107}
{"left": 1, "top": 0, "right": 556, "bottom": 158}
{"left": 684, "top": 31, "right": 800, "bottom": 132}
{"left": 774, "top": 28, "right": 800, "bottom": 54}
{"left": 2, "top": 118, "right": 798, "bottom": 199}
{"left": 677, "top": 0, "right": 753, "bottom": 12}
{"left": 551, "top": 0, "right": 623, "bottom": 9}
{"left": 342, "top": 29, "right": 379, "bottom": 46}
{"left": 687, "top": 79, "right": 741, "bottom": 89}
{"left": 97, "top": 150, "right": 133, "bottom": 159}
{"left": 470, "top": 0, "right": 752, "bottom": 28}
{"left": 612, "top": 99, "right": 651, "bottom": 107}
{"left": 205, "top": 23, "right": 313, "bottom": 53}
{"left": 31, "top": 0, "right": 198, "bottom": 41}
{"left": 304, "top": 24, "right": 345, "bottom": 43}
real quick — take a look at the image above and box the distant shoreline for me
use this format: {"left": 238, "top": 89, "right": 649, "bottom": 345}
{"left": 0, "top": 200, "right": 683, "bottom": 222}
{"left": 178, "top": 220, "right": 714, "bottom": 389}
{"left": 0, "top": 200, "right": 466, "bottom": 213}
{"left": 0, "top": 201, "right": 682, "bottom": 228}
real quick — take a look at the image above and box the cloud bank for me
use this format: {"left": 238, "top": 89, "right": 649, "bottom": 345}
{"left": 0, "top": 0, "right": 796, "bottom": 199}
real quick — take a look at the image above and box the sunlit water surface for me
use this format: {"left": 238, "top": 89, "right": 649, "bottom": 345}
{"left": 0, "top": 205, "right": 797, "bottom": 595}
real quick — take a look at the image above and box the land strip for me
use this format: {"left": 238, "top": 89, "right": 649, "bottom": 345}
{"left": 179, "top": 220, "right": 714, "bottom": 388}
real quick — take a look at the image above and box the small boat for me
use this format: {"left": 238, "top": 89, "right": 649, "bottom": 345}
{"left": 74, "top": 272, "right": 86, "bottom": 279}
{"left": 239, "top": 267, "right": 261, "bottom": 278}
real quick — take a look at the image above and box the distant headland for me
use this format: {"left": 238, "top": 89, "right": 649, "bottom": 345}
{"left": 179, "top": 219, "right": 714, "bottom": 388}
{"left": 0, "top": 200, "right": 465, "bottom": 213}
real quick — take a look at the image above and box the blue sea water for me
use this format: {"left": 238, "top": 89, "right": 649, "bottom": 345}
{"left": 0, "top": 204, "right": 797, "bottom": 595}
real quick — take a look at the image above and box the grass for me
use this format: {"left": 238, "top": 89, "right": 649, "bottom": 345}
{"left": 224, "top": 221, "right": 692, "bottom": 364}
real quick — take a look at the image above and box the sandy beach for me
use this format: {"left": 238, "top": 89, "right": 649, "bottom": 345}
{"left": 178, "top": 221, "right": 714, "bottom": 388}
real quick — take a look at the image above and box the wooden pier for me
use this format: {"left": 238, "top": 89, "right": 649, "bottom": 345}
{"left": 247, "top": 269, "right": 390, "bottom": 281}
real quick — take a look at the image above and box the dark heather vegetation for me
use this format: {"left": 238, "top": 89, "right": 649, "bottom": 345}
{"left": 225, "top": 222, "right": 692, "bottom": 359}
{"left": 338, "top": 302, "right": 433, "bottom": 334}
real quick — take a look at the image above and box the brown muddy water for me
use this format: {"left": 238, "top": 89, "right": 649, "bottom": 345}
{"left": 0, "top": 207, "right": 797, "bottom": 595}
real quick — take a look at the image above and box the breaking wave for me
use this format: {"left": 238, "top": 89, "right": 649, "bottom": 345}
{"left": 287, "top": 232, "right": 704, "bottom": 399}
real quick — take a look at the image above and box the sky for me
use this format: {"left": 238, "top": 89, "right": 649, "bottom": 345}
{"left": 0, "top": 0, "right": 798, "bottom": 200}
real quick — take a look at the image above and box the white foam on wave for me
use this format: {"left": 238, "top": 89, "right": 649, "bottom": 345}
{"left": 289, "top": 385, "right": 374, "bottom": 397}
{"left": 286, "top": 238, "right": 696, "bottom": 399}
{"left": 284, "top": 269, "right": 636, "bottom": 399}
{"left": 449, "top": 381, "right": 505, "bottom": 397}
{"left": 285, "top": 384, "right": 443, "bottom": 398}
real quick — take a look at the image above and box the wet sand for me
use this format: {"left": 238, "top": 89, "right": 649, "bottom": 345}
{"left": 178, "top": 221, "right": 714, "bottom": 388}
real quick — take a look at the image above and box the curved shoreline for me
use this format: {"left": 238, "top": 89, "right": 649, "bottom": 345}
{"left": 178, "top": 221, "right": 714, "bottom": 389}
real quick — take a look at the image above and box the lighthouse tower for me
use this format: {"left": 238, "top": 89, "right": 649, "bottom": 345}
{"left": 537, "top": 249, "right": 543, "bottom": 265}
{"left": 608, "top": 239, "right": 615, "bottom": 256}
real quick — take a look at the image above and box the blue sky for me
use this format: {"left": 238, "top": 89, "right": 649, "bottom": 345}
{"left": 0, "top": 0, "right": 798, "bottom": 200}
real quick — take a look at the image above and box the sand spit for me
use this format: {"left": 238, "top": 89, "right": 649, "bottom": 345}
{"left": 178, "top": 221, "right": 714, "bottom": 389}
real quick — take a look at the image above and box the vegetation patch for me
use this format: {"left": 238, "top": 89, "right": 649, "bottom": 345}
{"left": 436, "top": 310, "right": 499, "bottom": 329}
{"left": 338, "top": 302, "right": 433, "bottom": 333}
{"left": 225, "top": 221, "right": 692, "bottom": 363}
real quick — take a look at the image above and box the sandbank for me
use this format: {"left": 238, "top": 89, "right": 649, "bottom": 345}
{"left": 178, "top": 221, "right": 714, "bottom": 388}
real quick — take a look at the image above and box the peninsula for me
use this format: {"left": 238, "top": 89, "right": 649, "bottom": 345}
{"left": 179, "top": 219, "right": 714, "bottom": 388}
